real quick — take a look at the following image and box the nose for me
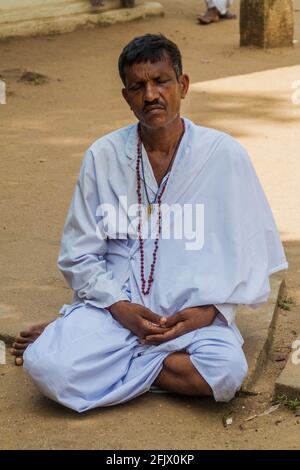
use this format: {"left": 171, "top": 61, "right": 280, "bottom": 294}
{"left": 144, "top": 82, "right": 159, "bottom": 102}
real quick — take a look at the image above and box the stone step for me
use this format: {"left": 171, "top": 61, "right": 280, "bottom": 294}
{"left": 0, "top": 1, "right": 164, "bottom": 39}
{"left": 237, "top": 274, "right": 285, "bottom": 391}
{"left": 275, "top": 334, "right": 300, "bottom": 400}
{"left": 0, "top": 1, "right": 120, "bottom": 24}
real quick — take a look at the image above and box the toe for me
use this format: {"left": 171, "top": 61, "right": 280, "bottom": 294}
{"left": 221, "top": 12, "right": 237, "bottom": 19}
{"left": 13, "top": 342, "right": 27, "bottom": 350}
{"left": 19, "top": 330, "right": 31, "bottom": 338}
{"left": 15, "top": 335, "right": 31, "bottom": 343}
{"left": 11, "top": 348, "right": 24, "bottom": 357}
{"left": 197, "top": 17, "right": 211, "bottom": 24}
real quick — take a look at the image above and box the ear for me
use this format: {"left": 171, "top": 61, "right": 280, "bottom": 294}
{"left": 122, "top": 87, "right": 129, "bottom": 105}
{"left": 179, "top": 74, "right": 189, "bottom": 99}
{"left": 122, "top": 87, "right": 133, "bottom": 110}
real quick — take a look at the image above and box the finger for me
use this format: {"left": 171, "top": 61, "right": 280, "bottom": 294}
{"left": 145, "top": 325, "right": 184, "bottom": 344}
{"left": 163, "top": 313, "right": 183, "bottom": 328}
{"left": 142, "top": 309, "right": 165, "bottom": 325}
{"left": 159, "top": 316, "right": 167, "bottom": 327}
{"left": 143, "top": 322, "right": 171, "bottom": 336}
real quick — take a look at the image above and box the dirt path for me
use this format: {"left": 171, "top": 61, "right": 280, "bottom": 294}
{"left": 0, "top": 0, "right": 300, "bottom": 449}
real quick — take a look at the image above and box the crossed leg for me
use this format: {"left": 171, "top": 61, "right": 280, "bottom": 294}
{"left": 12, "top": 323, "right": 212, "bottom": 397}
{"left": 154, "top": 352, "right": 213, "bottom": 396}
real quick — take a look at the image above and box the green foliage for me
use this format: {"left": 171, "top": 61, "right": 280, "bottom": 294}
{"left": 278, "top": 296, "right": 294, "bottom": 311}
{"left": 274, "top": 394, "right": 300, "bottom": 412}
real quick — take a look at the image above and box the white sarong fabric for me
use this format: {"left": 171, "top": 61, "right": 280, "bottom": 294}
{"left": 206, "top": 0, "right": 233, "bottom": 15}
{"left": 24, "top": 303, "right": 248, "bottom": 412}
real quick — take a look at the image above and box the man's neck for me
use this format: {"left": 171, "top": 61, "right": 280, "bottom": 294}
{"left": 140, "top": 116, "right": 184, "bottom": 158}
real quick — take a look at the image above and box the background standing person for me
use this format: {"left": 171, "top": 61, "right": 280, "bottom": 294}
{"left": 198, "top": 0, "right": 236, "bottom": 24}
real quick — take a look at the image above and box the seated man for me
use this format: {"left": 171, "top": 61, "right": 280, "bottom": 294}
{"left": 11, "top": 34, "right": 287, "bottom": 413}
{"left": 198, "top": 0, "right": 236, "bottom": 24}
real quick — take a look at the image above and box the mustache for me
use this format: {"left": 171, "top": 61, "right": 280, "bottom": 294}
{"left": 143, "top": 100, "right": 166, "bottom": 112}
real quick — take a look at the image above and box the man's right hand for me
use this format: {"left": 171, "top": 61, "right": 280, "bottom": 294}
{"left": 108, "top": 301, "right": 168, "bottom": 341}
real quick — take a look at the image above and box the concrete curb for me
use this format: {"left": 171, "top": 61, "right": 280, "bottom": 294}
{"left": 237, "top": 275, "right": 285, "bottom": 392}
{"left": 0, "top": 2, "right": 164, "bottom": 40}
{"left": 275, "top": 334, "right": 300, "bottom": 400}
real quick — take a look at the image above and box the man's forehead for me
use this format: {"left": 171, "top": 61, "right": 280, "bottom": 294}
{"left": 124, "top": 56, "right": 175, "bottom": 81}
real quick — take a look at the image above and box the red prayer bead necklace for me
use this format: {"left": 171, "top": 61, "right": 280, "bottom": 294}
{"left": 136, "top": 120, "right": 185, "bottom": 295}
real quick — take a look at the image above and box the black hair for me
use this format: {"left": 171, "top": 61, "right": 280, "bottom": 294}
{"left": 118, "top": 34, "right": 183, "bottom": 85}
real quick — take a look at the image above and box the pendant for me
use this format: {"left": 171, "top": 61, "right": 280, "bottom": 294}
{"left": 147, "top": 204, "right": 152, "bottom": 217}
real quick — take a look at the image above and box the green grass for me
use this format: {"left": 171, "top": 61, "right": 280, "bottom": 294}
{"left": 278, "top": 296, "right": 295, "bottom": 311}
{"left": 274, "top": 394, "right": 300, "bottom": 412}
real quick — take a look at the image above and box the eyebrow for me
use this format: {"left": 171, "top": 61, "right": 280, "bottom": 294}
{"left": 128, "top": 73, "right": 172, "bottom": 86}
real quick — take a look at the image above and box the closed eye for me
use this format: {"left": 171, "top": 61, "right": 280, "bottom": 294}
{"left": 128, "top": 83, "right": 143, "bottom": 91}
{"left": 156, "top": 78, "right": 170, "bottom": 84}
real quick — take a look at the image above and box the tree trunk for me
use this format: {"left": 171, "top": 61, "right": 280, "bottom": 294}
{"left": 240, "top": 0, "right": 294, "bottom": 47}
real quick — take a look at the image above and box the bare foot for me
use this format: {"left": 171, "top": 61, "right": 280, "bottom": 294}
{"left": 197, "top": 7, "right": 220, "bottom": 25}
{"left": 220, "top": 11, "right": 237, "bottom": 20}
{"left": 11, "top": 321, "right": 52, "bottom": 366}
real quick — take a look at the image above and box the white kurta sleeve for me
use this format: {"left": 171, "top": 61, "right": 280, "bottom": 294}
{"left": 214, "top": 304, "right": 237, "bottom": 326}
{"left": 57, "top": 149, "right": 130, "bottom": 309}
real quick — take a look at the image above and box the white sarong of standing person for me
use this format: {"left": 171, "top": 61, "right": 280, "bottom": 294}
{"left": 206, "top": 0, "right": 233, "bottom": 15}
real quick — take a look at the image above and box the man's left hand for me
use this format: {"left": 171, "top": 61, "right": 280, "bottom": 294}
{"left": 143, "top": 305, "right": 218, "bottom": 345}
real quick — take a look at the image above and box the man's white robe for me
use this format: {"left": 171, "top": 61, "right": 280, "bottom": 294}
{"left": 206, "top": 0, "right": 233, "bottom": 15}
{"left": 23, "top": 119, "right": 287, "bottom": 412}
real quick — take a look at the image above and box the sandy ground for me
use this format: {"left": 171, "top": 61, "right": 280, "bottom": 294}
{"left": 0, "top": 0, "right": 300, "bottom": 450}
